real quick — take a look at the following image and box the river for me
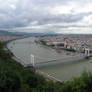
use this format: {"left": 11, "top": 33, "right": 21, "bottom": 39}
{"left": 7, "top": 37, "right": 92, "bottom": 81}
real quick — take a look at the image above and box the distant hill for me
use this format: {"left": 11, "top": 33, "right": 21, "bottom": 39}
{"left": 0, "top": 30, "right": 56, "bottom": 36}
{"left": 0, "top": 30, "right": 28, "bottom": 36}
{"left": 1, "top": 30, "right": 92, "bottom": 37}
{"left": 0, "top": 30, "right": 11, "bottom": 35}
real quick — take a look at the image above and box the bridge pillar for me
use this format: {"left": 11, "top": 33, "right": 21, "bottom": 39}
{"left": 64, "top": 41, "right": 67, "bottom": 48}
{"left": 85, "top": 48, "right": 90, "bottom": 56}
{"left": 30, "top": 54, "right": 35, "bottom": 67}
{"left": 88, "top": 49, "right": 90, "bottom": 56}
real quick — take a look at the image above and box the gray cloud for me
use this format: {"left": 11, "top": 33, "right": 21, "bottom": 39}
{"left": 0, "top": 0, "right": 92, "bottom": 33}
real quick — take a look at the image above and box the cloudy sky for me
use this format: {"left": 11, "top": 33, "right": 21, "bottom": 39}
{"left": 0, "top": 0, "right": 92, "bottom": 34}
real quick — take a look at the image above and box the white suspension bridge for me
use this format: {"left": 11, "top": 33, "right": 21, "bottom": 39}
{"left": 12, "top": 41, "right": 91, "bottom": 68}
{"left": 30, "top": 48, "right": 91, "bottom": 68}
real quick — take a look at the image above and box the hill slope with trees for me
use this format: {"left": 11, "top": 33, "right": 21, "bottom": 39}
{"left": 0, "top": 41, "right": 92, "bottom": 92}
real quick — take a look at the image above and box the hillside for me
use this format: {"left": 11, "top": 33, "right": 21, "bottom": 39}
{"left": 0, "top": 41, "right": 92, "bottom": 92}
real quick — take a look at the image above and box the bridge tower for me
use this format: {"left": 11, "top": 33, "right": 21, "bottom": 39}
{"left": 64, "top": 41, "right": 67, "bottom": 48}
{"left": 85, "top": 48, "right": 90, "bottom": 57}
{"left": 30, "top": 54, "right": 35, "bottom": 67}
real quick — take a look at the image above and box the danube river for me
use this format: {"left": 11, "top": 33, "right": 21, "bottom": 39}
{"left": 7, "top": 37, "right": 92, "bottom": 81}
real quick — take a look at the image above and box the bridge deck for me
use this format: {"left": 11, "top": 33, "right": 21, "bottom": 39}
{"left": 35, "top": 55, "right": 87, "bottom": 68}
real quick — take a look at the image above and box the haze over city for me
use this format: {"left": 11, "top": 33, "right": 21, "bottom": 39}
{"left": 0, "top": 0, "right": 92, "bottom": 34}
